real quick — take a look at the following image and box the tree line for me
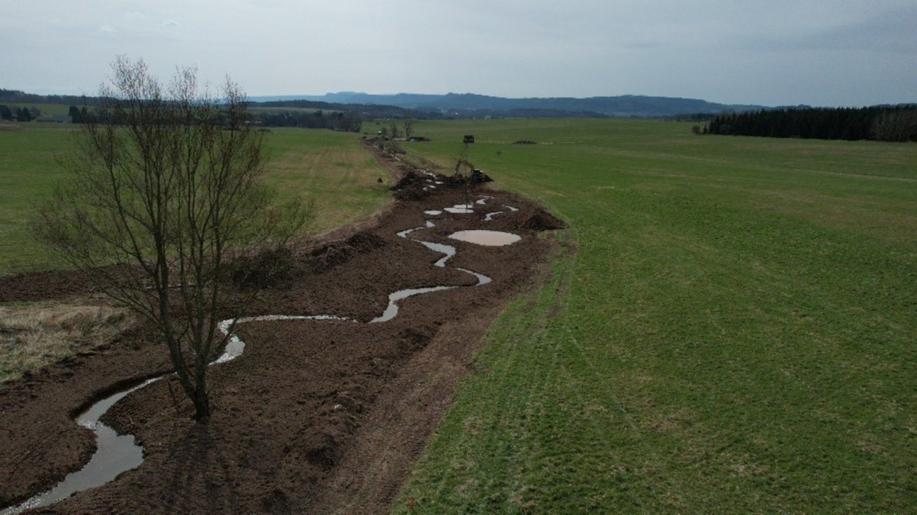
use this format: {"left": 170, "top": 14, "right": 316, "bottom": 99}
{"left": 67, "top": 104, "right": 362, "bottom": 131}
{"left": 249, "top": 109, "right": 362, "bottom": 131}
{"left": 0, "top": 88, "right": 94, "bottom": 106}
{"left": 703, "top": 106, "right": 917, "bottom": 142}
{"left": 0, "top": 105, "right": 41, "bottom": 121}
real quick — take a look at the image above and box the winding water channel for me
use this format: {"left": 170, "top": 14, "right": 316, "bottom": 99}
{"left": 2, "top": 197, "right": 519, "bottom": 514}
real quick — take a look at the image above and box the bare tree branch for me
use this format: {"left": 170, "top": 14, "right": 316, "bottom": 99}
{"left": 33, "top": 57, "right": 307, "bottom": 421}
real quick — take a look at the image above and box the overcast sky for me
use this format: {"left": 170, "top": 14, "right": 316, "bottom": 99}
{"left": 2, "top": 0, "right": 915, "bottom": 106}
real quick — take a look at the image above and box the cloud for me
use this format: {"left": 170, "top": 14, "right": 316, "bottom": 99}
{"left": 741, "top": 4, "right": 917, "bottom": 54}
{"left": 2, "top": 0, "right": 915, "bottom": 106}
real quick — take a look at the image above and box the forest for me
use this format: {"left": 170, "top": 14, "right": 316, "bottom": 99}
{"left": 704, "top": 106, "right": 917, "bottom": 142}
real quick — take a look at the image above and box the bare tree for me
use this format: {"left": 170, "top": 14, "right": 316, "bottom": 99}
{"left": 454, "top": 140, "right": 475, "bottom": 209}
{"left": 403, "top": 119, "right": 414, "bottom": 139}
{"left": 34, "top": 57, "right": 306, "bottom": 421}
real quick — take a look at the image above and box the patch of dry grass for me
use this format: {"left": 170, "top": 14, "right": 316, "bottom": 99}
{"left": 0, "top": 302, "right": 133, "bottom": 383}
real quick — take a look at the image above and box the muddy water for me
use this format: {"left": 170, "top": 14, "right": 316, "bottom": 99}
{"left": 2, "top": 208, "right": 505, "bottom": 514}
{"left": 2, "top": 377, "right": 161, "bottom": 514}
{"left": 449, "top": 230, "right": 522, "bottom": 246}
{"left": 370, "top": 285, "right": 456, "bottom": 323}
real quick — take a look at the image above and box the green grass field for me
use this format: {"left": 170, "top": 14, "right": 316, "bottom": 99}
{"left": 0, "top": 126, "right": 390, "bottom": 275}
{"left": 395, "top": 119, "right": 917, "bottom": 512}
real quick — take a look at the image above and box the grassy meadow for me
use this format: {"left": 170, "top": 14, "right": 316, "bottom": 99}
{"left": 0, "top": 125, "right": 391, "bottom": 275}
{"left": 395, "top": 119, "right": 917, "bottom": 512}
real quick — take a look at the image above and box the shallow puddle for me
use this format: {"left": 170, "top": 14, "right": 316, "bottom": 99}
{"left": 448, "top": 230, "right": 521, "bottom": 246}
{"left": 444, "top": 203, "right": 475, "bottom": 214}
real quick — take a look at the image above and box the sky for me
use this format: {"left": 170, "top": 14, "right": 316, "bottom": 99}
{"left": 2, "top": 0, "right": 916, "bottom": 106}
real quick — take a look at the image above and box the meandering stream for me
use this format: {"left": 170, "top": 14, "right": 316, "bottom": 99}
{"left": 2, "top": 197, "right": 518, "bottom": 514}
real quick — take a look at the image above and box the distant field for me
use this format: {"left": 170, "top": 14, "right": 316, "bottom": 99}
{"left": 2, "top": 102, "right": 76, "bottom": 122}
{"left": 396, "top": 119, "right": 917, "bottom": 511}
{"left": 0, "top": 126, "right": 390, "bottom": 275}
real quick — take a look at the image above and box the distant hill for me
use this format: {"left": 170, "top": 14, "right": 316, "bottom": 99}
{"left": 0, "top": 88, "right": 428, "bottom": 121}
{"left": 3, "top": 87, "right": 764, "bottom": 119}
{"left": 251, "top": 92, "right": 764, "bottom": 118}
{"left": 252, "top": 99, "right": 423, "bottom": 119}
{"left": 0, "top": 88, "right": 97, "bottom": 106}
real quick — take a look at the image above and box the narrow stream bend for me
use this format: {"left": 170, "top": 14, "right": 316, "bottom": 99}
{"left": 2, "top": 203, "right": 507, "bottom": 514}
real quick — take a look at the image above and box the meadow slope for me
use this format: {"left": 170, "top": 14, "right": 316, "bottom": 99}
{"left": 396, "top": 119, "right": 917, "bottom": 512}
{"left": 0, "top": 126, "right": 391, "bottom": 275}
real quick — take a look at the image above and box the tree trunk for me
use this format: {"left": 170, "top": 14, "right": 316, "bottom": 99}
{"left": 192, "top": 384, "right": 210, "bottom": 421}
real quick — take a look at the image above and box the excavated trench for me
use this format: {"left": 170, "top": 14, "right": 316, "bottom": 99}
{"left": 1, "top": 191, "right": 524, "bottom": 514}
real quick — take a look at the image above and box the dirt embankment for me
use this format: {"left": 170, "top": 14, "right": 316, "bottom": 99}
{"left": 0, "top": 145, "right": 565, "bottom": 513}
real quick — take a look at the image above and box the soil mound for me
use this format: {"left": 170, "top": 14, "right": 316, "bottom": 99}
{"left": 470, "top": 169, "right": 493, "bottom": 184}
{"left": 345, "top": 232, "right": 387, "bottom": 253}
{"left": 522, "top": 209, "right": 567, "bottom": 231}
{"left": 439, "top": 170, "right": 492, "bottom": 188}
{"left": 390, "top": 171, "right": 422, "bottom": 191}
{"left": 230, "top": 247, "right": 300, "bottom": 289}
{"left": 390, "top": 171, "right": 429, "bottom": 201}
{"left": 309, "top": 231, "right": 387, "bottom": 273}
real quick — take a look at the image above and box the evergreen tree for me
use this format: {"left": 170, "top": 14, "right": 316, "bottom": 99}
{"left": 703, "top": 106, "right": 917, "bottom": 142}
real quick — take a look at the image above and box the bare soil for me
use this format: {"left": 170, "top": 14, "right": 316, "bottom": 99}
{"left": 0, "top": 150, "right": 560, "bottom": 513}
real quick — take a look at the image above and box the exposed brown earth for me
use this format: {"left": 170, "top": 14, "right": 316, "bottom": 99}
{"left": 0, "top": 148, "right": 562, "bottom": 513}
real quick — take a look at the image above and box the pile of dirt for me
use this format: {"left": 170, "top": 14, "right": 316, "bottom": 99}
{"left": 229, "top": 247, "right": 301, "bottom": 289}
{"left": 521, "top": 209, "right": 567, "bottom": 231}
{"left": 390, "top": 171, "right": 424, "bottom": 191}
{"left": 437, "top": 169, "right": 492, "bottom": 188}
{"left": 309, "top": 231, "right": 387, "bottom": 273}
{"left": 470, "top": 169, "right": 493, "bottom": 184}
{"left": 390, "top": 171, "right": 429, "bottom": 201}
{"left": 345, "top": 231, "right": 387, "bottom": 252}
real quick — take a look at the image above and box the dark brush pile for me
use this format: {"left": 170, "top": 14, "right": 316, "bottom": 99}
{"left": 390, "top": 171, "right": 430, "bottom": 201}
{"left": 309, "top": 232, "right": 387, "bottom": 273}
{"left": 229, "top": 247, "right": 301, "bottom": 289}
